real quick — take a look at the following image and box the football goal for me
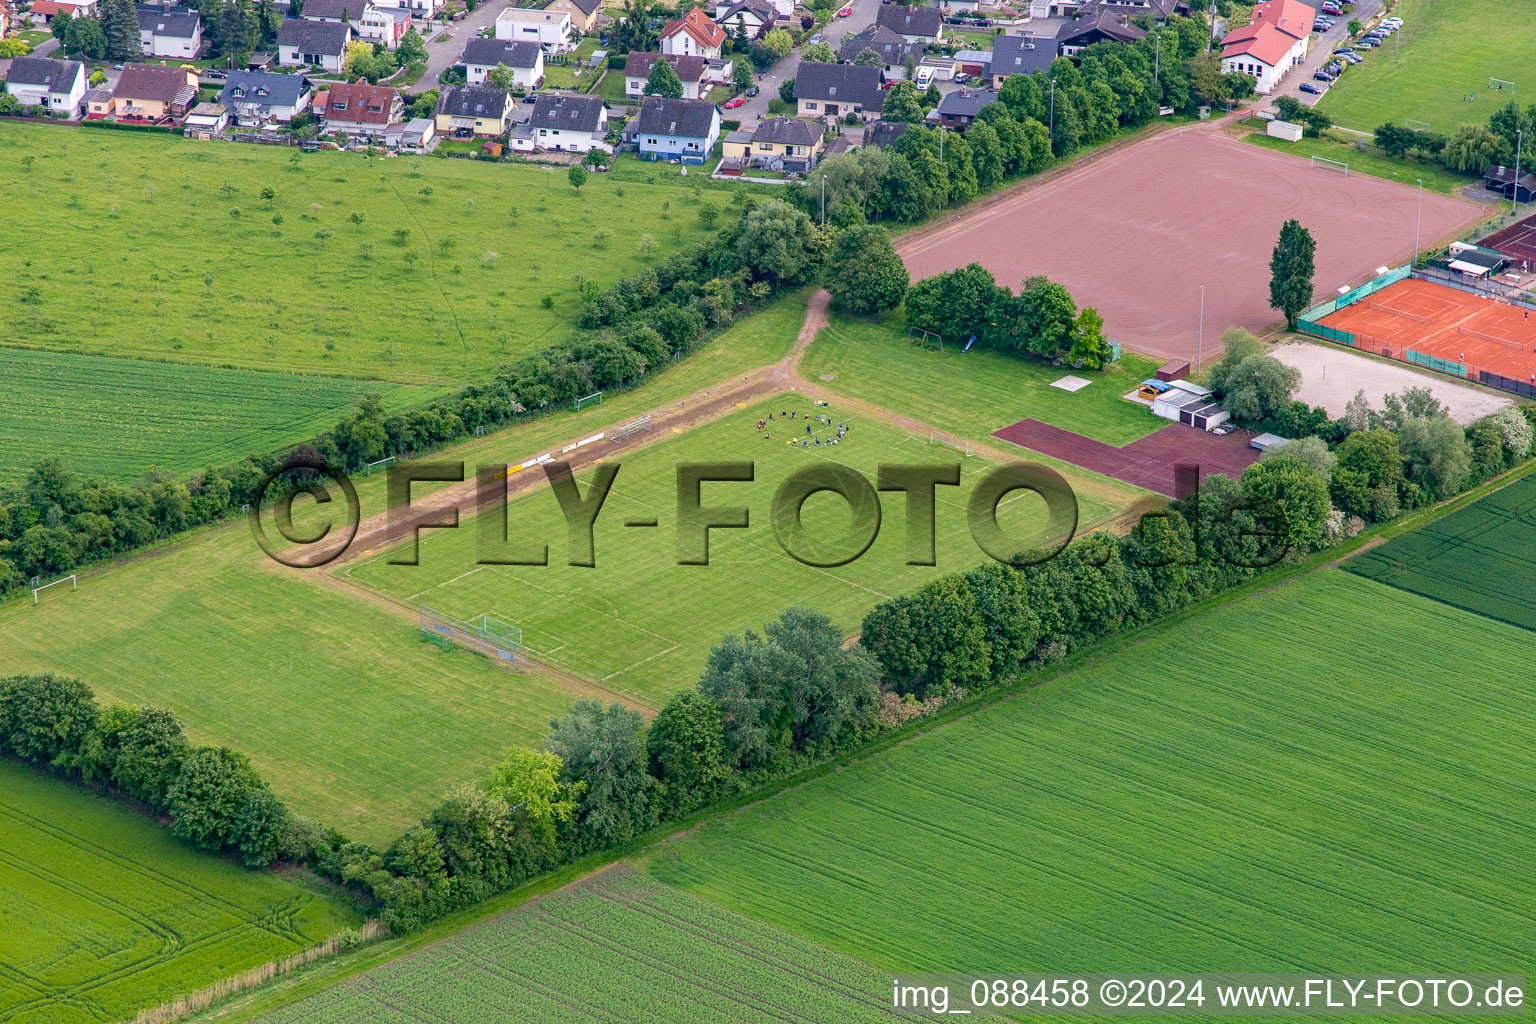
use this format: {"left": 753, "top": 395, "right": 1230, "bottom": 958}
{"left": 575, "top": 391, "right": 603, "bottom": 412}
{"left": 929, "top": 431, "right": 974, "bottom": 457}
{"left": 1489, "top": 78, "right": 1517, "bottom": 94}
{"left": 1311, "top": 155, "right": 1349, "bottom": 176}
{"left": 1404, "top": 118, "right": 1432, "bottom": 133}
{"left": 33, "top": 574, "right": 77, "bottom": 606}
{"left": 364, "top": 455, "right": 396, "bottom": 476}
{"left": 418, "top": 605, "right": 528, "bottom": 671}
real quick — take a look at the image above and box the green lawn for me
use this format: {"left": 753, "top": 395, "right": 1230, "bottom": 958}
{"left": 1244, "top": 129, "right": 1476, "bottom": 194}
{"left": 591, "top": 67, "right": 631, "bottom": 104}
{"left": 343, "top": 388, "right": 1132, "bottom": 707}
{"left": 1, "top": 122, "right": 718, "bottom": 386}
{"left": 540, "top": 61, "right": 602, "bottom": 92}
{"left": 649, "top": 569, "right": 1536, "bottom": 979}
{"left": 0, "top": 761, "right": 360, "bottom": 1024}
{"left": 255, "top": 869, "right": 941, "bottom": 1024}
{"left": 0, "top": 295, "right": 810, "bottom": 841}
{"left": 1315, "top": 0, "right": 1536, "bottom": 133}
{"left": 800, "top": 311, "right": 1165, "bottom": 446}
{"left": 0, "top": 348, "right": 432, "bottom": 487}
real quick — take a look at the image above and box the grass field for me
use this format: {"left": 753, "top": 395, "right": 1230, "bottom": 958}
{"left": 0, "top": 297, "right": 810, "bottom": 841}
{"left": 0, "top": 761, "right": 359, "bottom": 1024}
{"left": 342, "top": 390, "right": 1136, "bottom": 706}
{"left": 799, "top": 312, "right": 1164, "bottom": 446}
{"left": 648, "top": 570, "right": 1536, "bottom": 977}
{"left": 1, "top": 123, "right": 723, "bottom": 385}
{"left": 1345, "top": 471, "right": 1536, "bottom": 631}
{"left": 1315, "top": 0, "right": 1536, "bottom": 133}
{"left": 0, "top": 348, "right": 429, "bottom": 486}
{"left": 1243, "top": 130, "right": 1475, "bottom": 195}
{"left": 255, "top": 868, "right": 938, "bottom": 1024}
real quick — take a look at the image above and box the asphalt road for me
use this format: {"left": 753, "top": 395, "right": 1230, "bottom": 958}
{"left": 734, "top": 0, "right": 881, "bottom": 126}
{"left": 1273, "top": 0, "right": 1385, "bottom": 107}
{"left": 420, "top": 0, "right": 515, "bottom": 90}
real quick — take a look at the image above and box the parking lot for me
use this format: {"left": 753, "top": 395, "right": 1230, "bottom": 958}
{"left": 1278, "top": 0, "right": 1386, "bottom": 107}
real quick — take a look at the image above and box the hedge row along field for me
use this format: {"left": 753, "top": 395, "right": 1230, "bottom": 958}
{"left": 1346, "top": 471, "right": 1536, "bottom": 631}
{"left": 648, "top": 571, "right": 1536, "bottom": 978}
{"left": 0, "top": 348, "right": 426, "bottom": 486}
{"left": 2, "top": 123, "right": 722, "bottom": 386}
{"left": 0, "top": 760, "right": 359, "bottom": 1024}
{"left": 256, "top": 868, "right": 942, "bottom": 1024}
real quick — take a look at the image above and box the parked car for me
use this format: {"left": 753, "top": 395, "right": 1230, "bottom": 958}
{"left": 837, "top": 5, "right": 851, "bottom": 15}
{"left": 745, "top": 84, "right": 759, "bottom": 97}
{"left": 1300, "top": 81, "right": 1325, "bottom": 95}
{"left": 953, "top": 72, "right": 970, "bottom": 83}
{"left": 724, "top": 96, "right": 745, "bottom": 108}
{"left": 810, "top": 32, "right": 822, "bottom": 43}
{"left": 1357, "top": 38, "right": 1379, "bottom": 47}
{"left": 1314, "top": 70, "right": 1335, "bottom": 82}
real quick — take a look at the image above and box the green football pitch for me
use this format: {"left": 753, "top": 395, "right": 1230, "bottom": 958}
{"left": 342, "top": 392, "right": 1143, "bottom": 706}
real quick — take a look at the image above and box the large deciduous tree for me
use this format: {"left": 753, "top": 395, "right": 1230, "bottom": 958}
{"left": 825, "top": 224, "right": 908, "bottom": 315}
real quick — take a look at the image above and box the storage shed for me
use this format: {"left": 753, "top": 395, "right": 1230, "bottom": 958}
{"left": 1155, "top": 359, "right": 1191, "bottom": 382}
{"left": 1266, "top": 119, "right": 1303, "bottom": 142}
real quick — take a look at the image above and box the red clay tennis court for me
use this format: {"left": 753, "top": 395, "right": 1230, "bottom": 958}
{"left": 1481, "top": 212, "right": 1536, "bottom": 265}
{"left": 1317, "top": 278, "right": 1536, "bottom": 389}
{"left": 992, "top": 418, "right": 1260, "bottom": 497}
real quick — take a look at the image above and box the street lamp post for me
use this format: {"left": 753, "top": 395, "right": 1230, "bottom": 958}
{"left": 821, "top": 174, "right": 827, "bottom": 227}
{"left": 1514, "top": 129, "right": 1524, "bottom": 217}
{"left": 1197, "top": 285, "right": 1206, "bottom": 374}
{"left": 1413, "top": 178, "right": 1422, "bottom": 267}
{"left": 1154, "top": 32, "right": 1160, "bottom": 83}
{"left": 1048, "top": 77, "right": 1056, "bottom": 150}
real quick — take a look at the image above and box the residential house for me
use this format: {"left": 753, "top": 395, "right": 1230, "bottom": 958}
{"left": 713, "top": 0, "right": 774, "bottom": 41}
{"left": 1028, "top": 0, "right": 1081, "bottom": 15}
{"left": 218, "top": 69, "right": 313, "bottom": 124}
{"left": 622, "top": 51, "right": 708, "bottom": 99}
{"left": 1074, "top": 0, "right": 1187, "bottom": 20}
{"left": 494, "top": 7, "right": 572, "bottom": 51}
{"left": 525, "top": 90, "right": 609, "bottom": 152}
{"left": 3, "top": 56, "right": 85, "bottom": 117}
{"left": 1055, "top": 7, "right": 1145, "bottom": 54}
{"left": 183, "top": 101, "right": 228, "bottom": 134}
{"left": 373, "top": 0, "right": 439, "bottom": 20}
{"left": 318, "top": 79, "right": 401, "bottom": 136}
{"left": 543, "top": 0, "right": 601, "bottom": 34}
{"left": 300, "top": 0, "right": 369, "bottom": 23}
{"left": 1218, "top": 0, "right": 1311, "bottom": 94}
{"left": 989, "top": 32, "right": 1053, "bottom": 87}
{"left": 299, "top": 0, "right": 412, "bottom": 52}
{"left": 838, "top": 25, "right": 917, "bottom": 79}
{"left": 723, "top": 116, "right": 824, "bottom": 172}
{"left": 793, "top": 62, "right": 883, "bottom": 121}
{"left": 134, "top": 4, "right": 202, "bottom": 57}
{"left": 278, "top": 18, "right": 351, "bottom": 72}
{"left": 435, "top": 84, "right": 512, "bottom": 136}
{"left": 864, "top": 119, "right": 908, "bottom": 148}
{"left": 634, "top": 94, "right": 719, "bottom": 163}
{"left": 113, "top": 61, "right": 197, "bottom": 121}
{"left": 0, "top": 4, "right": 12, "bottom": 38}
{"left": 84, "top": 87, "right": 116, "bottom": 118}
{"left": 874, "top": 4, "right": 942, "bottom": 45}
{"left": 29, "top": 0, "right": 98, "bottom": 20}
{"left": 927, "top": 86, "right": 996, "bottom": 130}
{"left": 660, "top": 8, "right": 725, "bottom": 58}
{"left": 463, "top": 38, "right": 545, "bottom": 88}
{"left": 713, "top": 0, "right": 790, "bottom": 16}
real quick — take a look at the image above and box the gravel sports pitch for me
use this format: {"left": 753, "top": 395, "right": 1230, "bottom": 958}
{"left": 896, "top": 127, "right": 1481, "bottom": 360}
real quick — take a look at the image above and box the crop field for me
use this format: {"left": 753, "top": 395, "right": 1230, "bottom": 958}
{"left": 649, "top": 570, "right": 1536, "bottom": 976}
{"left": 0, "top": 761, "right": 359, "bottom": 1024}
{"left": 256, "top": 868, "right": 939, "bottom": 1023}
{"left": 0, "top": 348, "right": 427, "bottom": 486}
{"left": 1315, "top": 0, "right": 1536, "bottom": 133}
{"left": 0, "top": 300, "right": 812, "bottom": 841}
{"left": 1345, "top": 472, "right": 1536, "bottom": 631}
{"left": 800, "top": 312, "right": 1163, "bottom": 447}
{"left": 342, "top": 390, "right": 1140, "bottom": 706}
{"left": 1, "top": 123, "right": 722, "bottom": 385}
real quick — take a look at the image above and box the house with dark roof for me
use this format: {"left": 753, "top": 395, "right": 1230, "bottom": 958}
{"left": 218, "top": 69, "right": 313, "bottom": 124}
{"left": 113, "top": 61, "right": 198, "bottom": 121}
{"left": 135, "top": 4, "right": 202, "bottom": 58}
{"left": 927, "top": 86, "right": 997, "bottom": 130}
{"left": 1075, "top": 0, "right": 1187, "bottom": 20}
{"left": 435, "top": 84, "right": 512, "bottom": 136}
{"left": 278, "top": 18, "right": 351, "bottom": 71}
{"left": 794, "top": 62, "right": 884, "bottom": 121}
{"left": 524, "top": 91, "right": 609, "bottom": 152}
{"left": 543, "top": 0, "right": 601, "bottom": 33}
{"left": 864, "top": 119, "right": 909, "bottom": 149}
{"left": 660, "top": 7, "right": 725, "bottom": 58}
{"left": 301, "top": 0, "right": 407, "bottom": 49}
{"left": 463, "top": 38, "right": 545, "bottom": 88}
{"left": 838, "top": 25, "right": 917, "bottom": 79}
{"left": 875, "top": 4, "right": 943, "bottom": 44}
{"left": 3, "top": 56, "right": 85, "bottom": 117}
{"left": 714, "top": 0, "right": 775, "bottom": 40}
{"left": 1056, "top": 7, "right": 1146, "bottom": 54}
{"left": 989, "top": 32, "right": 1054, "bottom": 87}
{"left": 1484, "top": 165, "right": 1536, "bottom": 203}
{"left": 318, "top": 80, "right": 401, "bottom": 136}
{"left": 722, "top": 116, "right": 825, "bottom": 172}
{"left": 622, "top": 51, "right": 710, "bottom": 99}
{"left": 634, "top": 94, "right": 720, "bottom": 163}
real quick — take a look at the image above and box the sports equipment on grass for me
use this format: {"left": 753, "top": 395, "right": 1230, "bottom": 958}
{"left": 1366, "top": 299, "right": 1432, "bottom": 323}
{"left": 1489, "top": 77, "right": 1516, "bottom": 93}
{"left": 32, "top": 574, "right": 76, "bottom": 605}
{"left": 364, "top": 455, "right": 396, "bottom": 475}
{"left": 611, "top": 414, "right": 653, "bottom": 442}
{"left": 418, "top": 605, "right": 528, "bottom": 671}
{"left": 929, "top": 431, "right": 974, "bottom": 457}
{"left": 907, "top": 326, "right": 943, "bottom": 351}
{"left": 575, "top": 391, "right": 603, "bottom": 412}
{"left": 1311, "top": 155, "right": 1350, "bottom": 175}
{"left": 1405, "top": 118, "right": 1432, "bottom": 132}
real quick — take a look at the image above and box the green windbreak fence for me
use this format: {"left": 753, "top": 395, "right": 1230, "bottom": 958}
{"left": 1405, "top": 349, "right": 1467, "bottom": 376}
{"left": 1299, "top": 322, "right": 1355, "bottom": 345}
{"left": 1299, "top": 264, "right": 1413, "bottom": 325}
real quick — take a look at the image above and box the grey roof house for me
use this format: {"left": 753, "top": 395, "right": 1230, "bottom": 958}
{"left": 838, "top": 25, "right": 917, "bottom": 76}
{"left": 218, "top": 69, "right": 314, "bottom": 124}
{"left": 277, "top": 18, "right": 352, "bottom": 70}
{"left": 989, "top": 32, "right": 1055, "bottom": 86}
{"left": 793, "top": 62, "right": 885, "bottom": 120}
{"left": 634, "top": 94, "right": 720, "bottom": 164}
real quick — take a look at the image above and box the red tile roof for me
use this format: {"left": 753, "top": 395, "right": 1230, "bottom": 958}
{"left": 1220, "top": 0, "right": 1311, "bottom": 66}
{"left": 320, "top": 80, "right": 397, "bottom": 124}
{"left": 1249, "top": 0, "right": 1312, "bottom": 40}
{"left": 661, "top": 8, "right": 725, "bottom": 49}
{"left": 30, "top": 1, "right": 84, "bottom": 16}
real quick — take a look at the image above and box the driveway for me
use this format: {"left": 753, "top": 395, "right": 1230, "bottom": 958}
{"left": 735, "top": 0, "right": 881, "bottom": 126}
{"left": 419, "top": 0, "right": 514, "bottom": 91}
{"left": 1268, "top": 0, "right": 1384, "bottom": 108}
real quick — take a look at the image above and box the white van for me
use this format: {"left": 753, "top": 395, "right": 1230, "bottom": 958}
{"left": 914, "top": 65, "right": 935, "bottom": 88}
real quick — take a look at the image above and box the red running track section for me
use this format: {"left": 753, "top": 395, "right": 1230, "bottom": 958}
{"left": 992, "top": 419, "right": 1262, "bottom": 497}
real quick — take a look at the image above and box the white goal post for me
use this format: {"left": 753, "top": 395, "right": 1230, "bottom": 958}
{"left": 929, "top": 431, "right": 974, "bottom": 457}
{"left": 1489, "top": 78, "right": 1517, "bottom": 94}
{"left": 1311, "top": 155, "right": 1349, "bottom": 176}
{"left": 1404, "top": 118, "right": 1432, "bottom": 132}
{"left": 33, "top": 575, "right": 77, "bottom": 605}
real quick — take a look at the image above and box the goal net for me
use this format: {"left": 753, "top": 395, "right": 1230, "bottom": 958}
{"left": 929, "top": 431, "right": 974, "bottom": 457}
{"left": 418, "top": 605, "right": 528, "bottom": 671}
{"left": 1489, "top": 78, "right": 1517, "bottom": 94}
{"left": 575, "top": 391, "right": 603, "bottom": 412}
{"left": 1311, "top": 156, "right": 1349, "bottom": 176}
{"left": 1404, "top": 118, "right": 1432, "bottom": 132}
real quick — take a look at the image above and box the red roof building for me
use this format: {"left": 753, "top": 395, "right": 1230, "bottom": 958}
{"left": 660, "top": 8, "right": 725, "bottom": 58}
{"left": 1219, "top": 0, "right": 1312, "bottom": 94}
